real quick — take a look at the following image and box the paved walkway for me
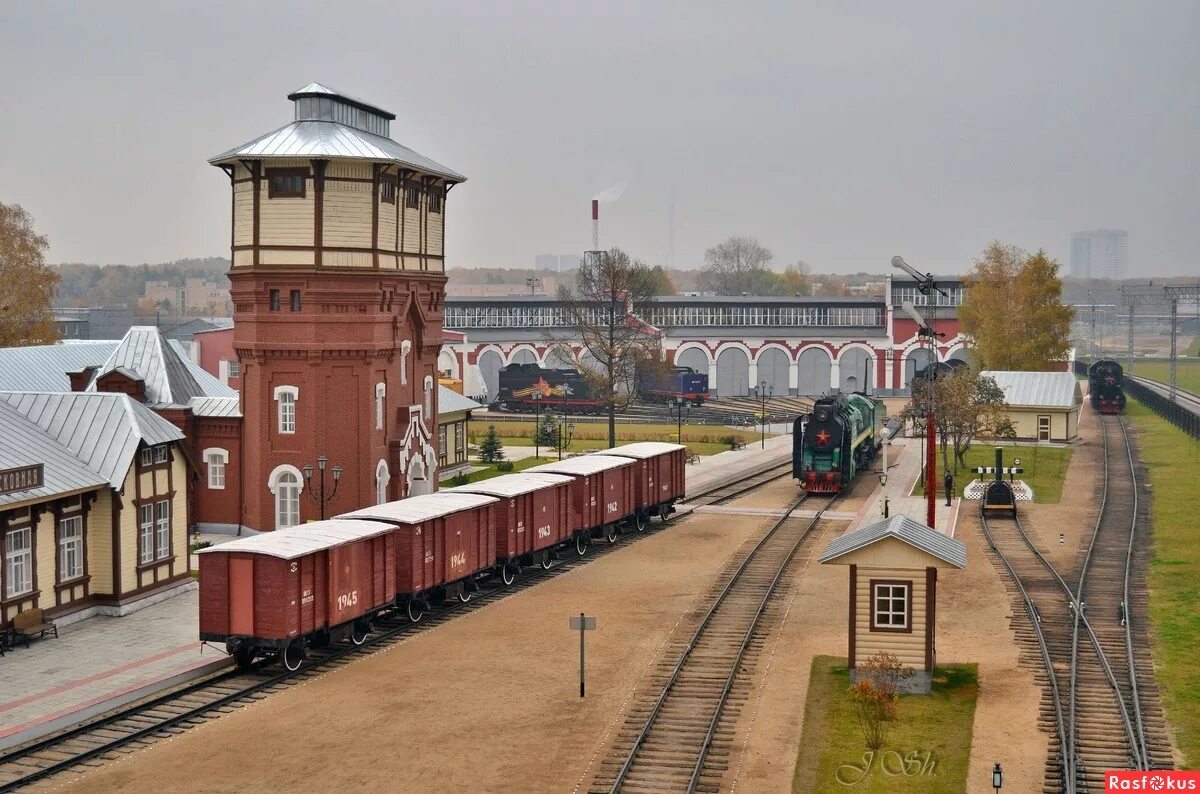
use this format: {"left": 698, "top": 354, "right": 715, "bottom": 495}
{"left": 684, "top": 431, "right": 793, "bottom": 496}
{"left": 0, "top": 588, "right": 227, "bottom": 747}
{"left": 842, "top": 437, "right": 961, "bottom": 537}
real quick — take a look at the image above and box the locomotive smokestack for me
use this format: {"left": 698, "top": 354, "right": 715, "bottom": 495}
{"left": 994, "top": 447, "right": 1003, "bottom": 483}
{"left": 592, "top": 199, "right": 599, "bottom": 251}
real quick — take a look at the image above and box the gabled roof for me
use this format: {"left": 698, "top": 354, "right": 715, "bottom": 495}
{"left": 87, "top": 327, "right": 209, "bottom": 407}
{"left": 981, "top": 371, "right": 1082, "bottom": 410}
{"left": 196, "top": 519, "right": 395, "bottom": 560}
{"left": 209, "top": 121, "right": 465, "bottom": 183}
{"left": 438, "top": 386, "right": 482, "bottom": 416}
{"left": 0, "top": 392, "right": 185, "bottom": 488}
{"left": 0, "top": 400, "right": 109, "bottom": 508}
{"left": 338, "top": 492, "right": 497, "bottom": 525}
{"left": 819, "top": 514, "right": 966, "bottom": 569}
{"left": 0, "top": 341, "right": 116, "bottom": 392}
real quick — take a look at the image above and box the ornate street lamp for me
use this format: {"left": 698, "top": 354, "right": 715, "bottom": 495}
{"left": 992, "top": 762, "right": 1003, "bottom": 792}
{"left": 558, "top": 417, "right": 576, "bottom": 461}
{"left": 754, "top": 380, "right": 772, "bottom": 449}
{"left": 303, "top": 454, "right": 342, "bottom": 521}
{"left": 532, "top": 391, "right": 543, "bottom": 459}
{"left": 671, "top": 395, "right": 691, "bottom": 445}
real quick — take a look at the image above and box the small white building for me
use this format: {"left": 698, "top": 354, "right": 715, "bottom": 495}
{"left": 982, "top": 370, "right": 1083, "bottom": 442}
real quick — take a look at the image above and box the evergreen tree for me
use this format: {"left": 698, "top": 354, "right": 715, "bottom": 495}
{"left": 536, "top": 413, "right": 560, "bottom": 449}
{"left": 479, "top": 425, "right": 505, "bottom": 464}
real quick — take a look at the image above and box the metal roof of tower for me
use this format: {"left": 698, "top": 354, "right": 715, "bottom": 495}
{"left": 286, "top": 82, "right": 396, "bottom": 120}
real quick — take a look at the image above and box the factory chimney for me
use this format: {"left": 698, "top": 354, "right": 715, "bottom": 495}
{"left": 592, "top": 199, "right": 599, "bottom": 251}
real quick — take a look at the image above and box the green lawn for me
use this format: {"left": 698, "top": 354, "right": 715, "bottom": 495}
{"left": 913, "top": 443, "right": 1073, "bottom": 503}
{"left": 468, "top": 421, "right": 771, "bottom": 457}
{"left": 1126, "top": 400, "right": 1200, "bottom": 766}
{"left": 1187, "top": 337, "right": 1200, "bottom": 357}
{"left": 1129, "top": 359, "right": 1200, "bottom": 395}
{"left": 450, "top": 455, "right": 560, "bottom": 484}
{"left": 792, "top": 657, "right": 978, "bottom": 793}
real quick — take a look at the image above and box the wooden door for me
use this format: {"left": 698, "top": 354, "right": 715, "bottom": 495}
{"left": 1037, "top": 415, "right": 1051, "bottom": 441}
{"left": 229, "top": 556, "right": 255, "bottom": 636}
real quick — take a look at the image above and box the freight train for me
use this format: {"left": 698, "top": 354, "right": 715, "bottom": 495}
{"left": 495, "top": 362, "right": 709, "bottom": 412}
{"left": 198, "top": 443, "right": 685, "bottom": 671}
{"left": 793, "top": 393, "right": 887, "bottom": 493}
{"left": 1087, "top": 359, "right": 1125, "bottom": 414}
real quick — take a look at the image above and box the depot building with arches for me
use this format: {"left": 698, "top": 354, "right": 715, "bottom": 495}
{"left": 443, "top": 277, "right": 969, "bottom": 401}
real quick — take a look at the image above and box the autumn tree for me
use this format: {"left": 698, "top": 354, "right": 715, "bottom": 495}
{"left": 698, "top": 235, "right": 774, "bottom": 295}
{"left": 553, "top": 248, "right": 664, "bottom": 448}
{"left": 0, "top": 203, "right": 60, "bottom": 347}
{"left": 959, "top": 242, "right": 1074, "bottom": 370}
{"left": 903, "top": 367, "right": 1016, "bottom": 473}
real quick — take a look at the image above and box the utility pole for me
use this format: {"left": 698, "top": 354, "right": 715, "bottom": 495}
{"left": 1164, "top": 284, "right": 1200, "bottom": 402}
{"left": 1120, "top": 283, "right": 1166, "bottom": 380}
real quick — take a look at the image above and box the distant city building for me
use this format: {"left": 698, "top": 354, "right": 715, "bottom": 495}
{"left": 1070, "top": 229, "right": 1127, "bottom": 280}
{"left": 558, "top": 253, "right": 581, "bottom": 271}
{"left": 534, "top": 254, "right": 559, "bottom": 271}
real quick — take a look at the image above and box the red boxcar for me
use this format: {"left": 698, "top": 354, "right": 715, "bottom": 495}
{"left": 338, "top": 493, "right": 498, "bottom": 619}
{"left": 525, "top": 455, "right": 636, "bottom": 543}
{"left": 445, "top": 473, "right": 577, "bottom": 574}
{"left": 197, "top": 519, "right": 396, "bottom": 670}
{"left": 599, "top": 442, "right": 686, "bottom": 526}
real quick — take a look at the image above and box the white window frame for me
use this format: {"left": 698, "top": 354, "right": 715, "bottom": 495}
{"left": 424, "top": 375, "right": 434, "bottom": 422}
{"left": 139, "top": 447, "right": 153, "bottom": 467}
{"left": 400, "top": 340, "right": 411, "bottom": 385}
{"left": 375, "top": 459, "right": 390, "bottom": 505}
{"left": 155, "top": 500, "right": 171, "bottom": 560}
{"left": 58, "top": 515, "right": 84, "bottom": 582}
{"left": 154, "top": 445, "right": 169, "bottom": 464}
{"left": 4, "top": 526, "right": 33, "bottom": 598}
{"left": 138, "top": 503, "right": 154, "bottom": 564}
{"left": 203, "top": 447, "right": 230, "bottom": 490}
{"left": 268, "top": 464, "right": 305, "bottom": 530}
{"left": 872, "top": 582, "right": 909, "bottom": 630}
{"left": 375, "top": 382, "right": 386, "bottom": 430}
{"left": 227, "top": 359, "right": 240, "bottom": 378}
{"left": 273, "top": 385, "right": 299, "bottom": 434}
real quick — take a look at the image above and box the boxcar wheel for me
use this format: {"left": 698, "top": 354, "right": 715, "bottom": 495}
{"left": 502, "top": 563, "right": 517, "bottom": 586}
{"left": 575, "top": 534, "right": 588, "bottom": 557}
{"left": 605, "top": 524, "right": 618, "bottom": 544}
{"left": 282, "top": 640, "right": 306, "bottom": 672}
{"left": 350, "top": 622, "right": 369, "bottom": 646}
{"left": 540, "top": 553, "right": 553, "bottom": 570}
{"left": 407, "top": 600, "right": 425, "bottom": 623}
{"left": 457, "top": 588, "right": 473, "bottom": 603}
{"left": 634, "top": 511, "right": 647, "bottom": 532}
{"left": 658, "top": 503, "right": 672, "bottom": 522}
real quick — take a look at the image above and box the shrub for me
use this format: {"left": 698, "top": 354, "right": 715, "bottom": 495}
{"left": 448, "top": 472, "right": 470, "bottom": 487}
{"left": 496, "top": 461, "right": 515, "bottom": 472}
{"left": 847, "top": 652, "right": 912, "bottom": 749}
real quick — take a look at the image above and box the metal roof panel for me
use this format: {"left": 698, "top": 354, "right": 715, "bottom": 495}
{"left": 338, "top": 492, "right": 497, "bottom": 524}
{"left": 818, "top": 514, "right": 966, "bottom": 568}
{"left": 443, "top": 473, "right": 572, "bottom": 498}
{"left": 525, "top": 455, "right": 635, "bottom": 476}
{"left": 196, "top": 519, "right": 395, "bottom": 560}
{"left": 597, "top": 442, "right": 685, "bottom": 459}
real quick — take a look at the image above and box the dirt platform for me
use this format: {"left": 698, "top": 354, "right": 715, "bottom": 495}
{"left": 51, "top": 513, "right": 775, "bottom": 794}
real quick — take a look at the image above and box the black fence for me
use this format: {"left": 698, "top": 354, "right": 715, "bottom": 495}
{"left": 1076, "top": 359, "right": 1200, "bottom": 441}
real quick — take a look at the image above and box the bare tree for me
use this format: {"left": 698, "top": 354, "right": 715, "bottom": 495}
{"left": 553, "top": 248, "right": 665, "bottom": 448}
{"left": 0, "top": 203, "right": 59, "bottom": 347}
{"left": 698, "top": 235, "right": 774, "bottom": 295}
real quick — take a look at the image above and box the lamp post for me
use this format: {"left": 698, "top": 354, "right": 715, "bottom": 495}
{"left": 992, "top": 762, "right": 1003, "bottom": 792}
{"left": 671, "top": 395, "right": 691, "bottom": 445}
{"left": 754, "top": 380, "right": 772, "bottom": 449}
{"left": 532, "top": 391, "right": 542, "bottom": 459}
{"left": 878, "top": 427, "right": 890, "bottom": 519}
{"left": 302, "top": 454, "right": 342, "bottom": 521}
{"left": 558, "top": 416, "right": 575, "bottom": 460}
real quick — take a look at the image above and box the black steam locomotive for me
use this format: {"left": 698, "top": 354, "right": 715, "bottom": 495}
{"left": 1087, "top": 359, "right": 1125, "bottom": 414}
{"left": 495, "top": 362, "right": 710, "bottom": 413}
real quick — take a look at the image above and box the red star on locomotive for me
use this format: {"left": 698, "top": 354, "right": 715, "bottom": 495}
{"left": 816, "top": 430, "right": 831, "bottom": 446}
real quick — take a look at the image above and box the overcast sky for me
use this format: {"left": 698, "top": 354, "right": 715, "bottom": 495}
{"left": 1, "top": 1, "right": 1197, "bottom": 276}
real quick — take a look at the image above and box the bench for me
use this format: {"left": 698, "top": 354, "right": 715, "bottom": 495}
{"left": 12, "top": 608, "right": 57, "bottom": 648}
{"left": 684, "top": 450, "right": 701, "bottom": 465}
{"left": 730, "top": 438, "right": 746, "bottom": 451}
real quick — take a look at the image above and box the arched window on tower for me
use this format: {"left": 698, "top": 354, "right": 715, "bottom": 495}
{"left": 375, "top": 382, "right": 386, "bottom": 430}
{"left": 375, "top": 459, "right": 390, "bottom": 505}
{"left": 400, "top": 340, "right": 412, "bottom": 386}
{"left": 423, "top": 376, "right": 434, "bottom": 426}
{"left": 268, "top": 465, "right": 304, "bottom": 529}
{"left": 273, "top": 385, "right": 299, "bottom": 434}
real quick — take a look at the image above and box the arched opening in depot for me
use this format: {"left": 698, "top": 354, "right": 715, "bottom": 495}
{"left": 756, "top": 347, "right": 790, "bottom": 396}
{"left": 796, "top": 347, "right": 832, "bottom": 397}
{"left": 407, "top": 456, "right": 432, "bottom": 497}
{"left": 509, "top": 347, "right": 538, "bottom": 365}
{"left": 675, "top": 347, "right": 710, "bottom": 376}
{"left": 546, "top": 345, "right": 576, "bottom": 369}
{"left": 902, "top": 346, "right": 936, "bottom": 389}
{"left": 838, "top": 347, "right": 873, "bottom": 394}
{"left": 948, "top": 347, "right": 971, "bottom": 367}
{"left": 478, "top": 349, "right": 504, "bottom": 401}
{"left": 437, "top": 349, "right": 459, "bottom": 379}
{"left": 715, "top": 347, "right": 750, "bottom": 397}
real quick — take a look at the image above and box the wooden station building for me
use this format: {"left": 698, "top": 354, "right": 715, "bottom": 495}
{"left": 819, "top": 514, "right": 966, "bottom": 693}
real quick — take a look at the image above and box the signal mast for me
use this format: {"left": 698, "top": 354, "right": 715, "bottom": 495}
{"left": 892, "top": 256, "right": 949, "bottom": 529}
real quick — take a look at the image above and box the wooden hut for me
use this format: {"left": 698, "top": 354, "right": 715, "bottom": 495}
{"left": 819, "top": 514, "right": 966, "bottom": 693}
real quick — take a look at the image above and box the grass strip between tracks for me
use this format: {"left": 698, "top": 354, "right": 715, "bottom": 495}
{"left": 791, "top": 656, "right": 977, "bottom": 793}
{"left": 912, "top": 443, "right": 1073, "bottom": 503}
{"left": 1129, "top": 359, "right": 1200, "bottom": 396}
{"left": 1126, "top": 399, "right": 1200, "bottom": 766}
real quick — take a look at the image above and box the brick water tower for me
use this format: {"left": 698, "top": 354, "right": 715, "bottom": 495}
{"left": 210, "top": 83, "right": 465, "bottom": 531}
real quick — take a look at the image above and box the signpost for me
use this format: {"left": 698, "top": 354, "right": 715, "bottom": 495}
{"left": 0, "top": 464, "right": 44, "bottom": 495}
{"left": 570, "top": 612, "right": 597, "bottom": 697}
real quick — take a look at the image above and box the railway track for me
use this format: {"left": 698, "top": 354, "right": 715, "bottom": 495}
{"left": 591, "top": 492, "right": 838, "bottom": 794}
{"left": 684, "top": 462, "right": 793, "bottom": 507}
{"left": 0, "top": 462, "right": 795, "bottom": 792}
{"left": 980, "top": 415, "right": 1172, "bottom": 793}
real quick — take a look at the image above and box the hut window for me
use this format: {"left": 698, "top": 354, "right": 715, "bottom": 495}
{"left": 267, "top": 168, "right": 307, "bottom": 198}
{"left": 405, "top": 184, "right": 420, "bottom": 208}
{"left": 871, "top": 581, "right": 910, "bottom": 630}
{"left": 428, "top": 188, "right": 443, "bottom": 214}
{"left": 381, "top": 176, "right": 397, "bottom": 204}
